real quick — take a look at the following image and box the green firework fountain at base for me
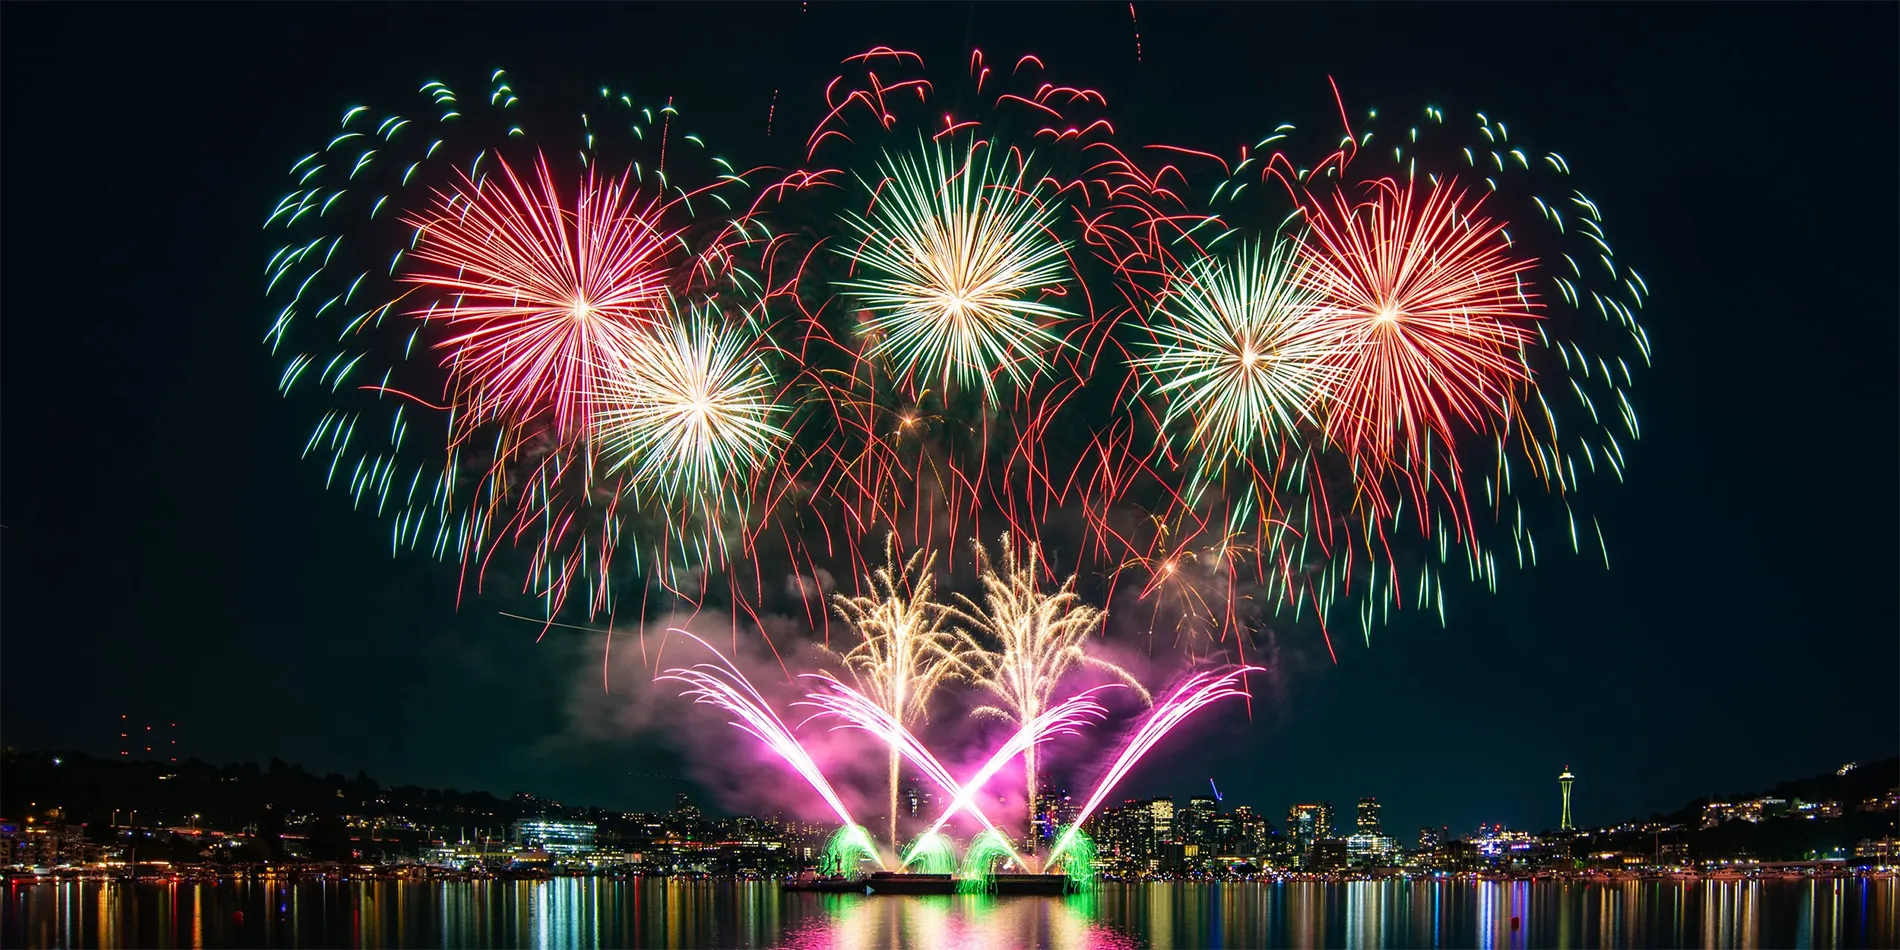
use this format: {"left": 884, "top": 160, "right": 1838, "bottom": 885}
{"left": 900, "top": 831, "right": 958, "bottom": 875}
{"left": 1050, "top": 825, "right": 1097, "bottom": 889}
{"left": 957, "top": 827, "right": 1018, "bottom": 893}
{"left": 822, "top": 824, "right": 881, "bottom": 877}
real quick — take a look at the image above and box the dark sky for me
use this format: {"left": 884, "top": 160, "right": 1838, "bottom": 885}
{"left": 4, "top": 3, "right": 1895, "bottom": 840}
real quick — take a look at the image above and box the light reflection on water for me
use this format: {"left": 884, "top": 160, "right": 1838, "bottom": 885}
{"left": 2, "top": 876, "right": 1895, "bottom": 948}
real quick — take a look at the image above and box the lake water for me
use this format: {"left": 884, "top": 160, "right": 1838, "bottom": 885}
{"left": 4, "top": 877, "right": 1896, "bottom": 948}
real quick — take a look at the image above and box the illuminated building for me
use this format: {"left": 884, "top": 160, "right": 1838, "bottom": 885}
{"left": 1310, "top": 838, "right": 1350, "bottom": 872}
{"left": 1702, "top": 796, "right": 1793, "bottom": 829}
{"left": 1854, "top": 837, "right": 1899, "bottom": 863}
{"left": 1085, "top": 800, "right": 1154, "bottom": 875}
{"left": 1287, "top": 803, "right": 1333, "bottom": 859}
{"left": 1147, "top": 797, "right": 1174, "bottom": 845}
{"left": 1030, "top": 783, "right": 1076, "bottom": 847}
{"left": 1418, "top": 826, "right": 1441, "bottom": 850}
{"left": 1231, "top": 806, "right": 1268, "bottom": 858}
{"left": 1356, "top": 797, "right": 1382, "bottom": 835}
{"left": 1559, "top": 766, "right": 1575, "bottom": 830}
{"left": 510, "top": 818, "right": 598, "bottom": 855}
{"left": 1180, "top": 796, "right": 1217, "bottom": 847}
{"left": 1344, "top": 832, "right": 1401, "bottom": 867}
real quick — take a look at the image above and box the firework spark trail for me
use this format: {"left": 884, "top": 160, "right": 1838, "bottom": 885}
{"left": 1046, "top": 666, "right": 1259, "bottom": 866}
{"left": 1132, "top": 236, "right": 1338, "bottom": 473}
{"left": 1128, "top": 3, "right": 1143, "bottom": 63}
{"left": 657, "top": 632, "right": 886, "bottom": 868}
{"left": 269, "top": 74, "right": 773, "bottom": 627}
{"left": 761, "top": 46, "right": 1151, "bottom": 590}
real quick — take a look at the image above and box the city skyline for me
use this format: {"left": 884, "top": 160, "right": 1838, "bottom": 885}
{"left": 25, "top": 743, "right": 1894, "bottom": 857}
{"left": 2, "top": 1, "right": 1895, "bottom": 846}
{"left": 6, "top": 746, "right": 1894, "bottom": 881}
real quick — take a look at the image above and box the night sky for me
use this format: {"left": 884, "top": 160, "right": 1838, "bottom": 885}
{"left": 4, "top": 3, "right": 1894, "bottom": 841}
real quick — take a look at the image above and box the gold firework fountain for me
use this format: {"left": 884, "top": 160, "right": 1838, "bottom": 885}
{"left": 830, "top": 537, "right": 983, "bottom": 856}
{"left": 955, "top": 535, "right": 1152, "bottom": 851}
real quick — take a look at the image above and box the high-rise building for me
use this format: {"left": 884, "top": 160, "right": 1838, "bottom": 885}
{"left": 1559, "top": 767, "right": 1576, "bottom": 830}
{"left": 1181, "top": 796, "right": 1218, "bottom": 848}
{"left": 1031, "top": 783, "right": 1075, "bottom": 847}
{"left": 1287, "top": 803, "right": 1333, "bottom": 858}
{"left": 1356, "top": 797, "right": 1382, "bottom": 835}
{"left": 1147, "top": 797, "right": 1175, "bottom": 845}
{"left": 1419, "top": 826, "right": 1441, "bottom": 850}
{"left": 1087, "top": 800, "right": 1154, "bottom": 874}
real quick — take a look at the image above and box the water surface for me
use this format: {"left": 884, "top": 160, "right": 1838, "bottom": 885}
{"left": 4, "top": 876, "right": 1896, "bottom": 948}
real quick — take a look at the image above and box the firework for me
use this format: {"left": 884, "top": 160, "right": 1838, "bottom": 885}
{"left": 1132, "top": 236, "right": 1336, "bottom": 473}
{"left": 402, "top": 155, "right": 679, "bottom": 441}
{"left": 900, "top": 831, "right": 958, "bottom": 875}
{"left": 825, "top": 540, "right": 984, "bottom": 851}
{"left": 837, "top": 137, "right": 1074, "bottom": 404}
{"left": 954, "top": 535, "right": 1152, "bottom": 833}
{"left": 800, "top": 673, "right": 1058, "bottom": 866}
{"left": 591, "top": 306, "right": 788, "bottom": 508}
{"left": 751, "top": 46, "right": 1155, "bottom": 598}
{"left": 266, "top": 72, "right": 762, "bottom": 621}
{"left": 958, "top": 828, "right": 1023, "bottom": 889}
{"left": 822, "top": 824, "right": 883, "bottom": 876}
{"left": 1298, "top": 176, "right": 1538, "bottom": 469}
{"left": 1091, "top": 93, "right": 1648, "bottom": 649}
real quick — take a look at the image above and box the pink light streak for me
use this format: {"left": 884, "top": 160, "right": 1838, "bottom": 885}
{"left": 1047, "top": 666, "right": 1259, "bottom": 866}
{"left": 801, "top": 675, "right": 1099, "bottom": 863}
{"left": 657, "top": 633, "right": 887, "bottom": 868}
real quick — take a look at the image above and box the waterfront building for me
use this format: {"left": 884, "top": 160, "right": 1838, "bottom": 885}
{"left": 1210, "top": 811, "right": 1238, "bottom": 858}
{"left": 1419, "top": 826, "right": 1441, "bottom": 851}
{"left": 1310, "top": 838, "right": 1350, "bottom": 872}
{"left": 1231, "top": 806, "right": 1267, "bottom": 857}
{"left": 1854, "top": 837, "right": 1899, "bottom": 864}
{"left": 510, "top": 818, "right": 598, "bottom": 855}
{"left": 1344, "top": 832, "right": 1402, "bottom": 867}
{"left": 1086, "top": 800, "right": 1154, "bottom": 875}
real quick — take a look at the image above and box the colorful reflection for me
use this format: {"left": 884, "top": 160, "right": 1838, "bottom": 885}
{"left": 1, "top": 876, "right": 1895, "bottom": 948}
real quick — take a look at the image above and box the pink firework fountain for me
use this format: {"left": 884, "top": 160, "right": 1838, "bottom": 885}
{"left": 656, "top": 631, "right": 889, "bottom": 870}
{"left": 658, "top": 630, "right": 1258, "bottom": 880}
{"left": 800, "top": 676, "right": 1120, "bottom": 868}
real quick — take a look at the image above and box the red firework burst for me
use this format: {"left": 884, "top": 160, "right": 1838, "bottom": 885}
{"left": 401, "top": 154, "right": 679, "bottom": 441}
{"left": 1296, "top": 176, "right": 1539, "bottom": 468}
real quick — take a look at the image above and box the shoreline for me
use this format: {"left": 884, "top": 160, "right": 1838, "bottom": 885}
{"left": 7, "top": 865, "right": 1893, "bottom": 887}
